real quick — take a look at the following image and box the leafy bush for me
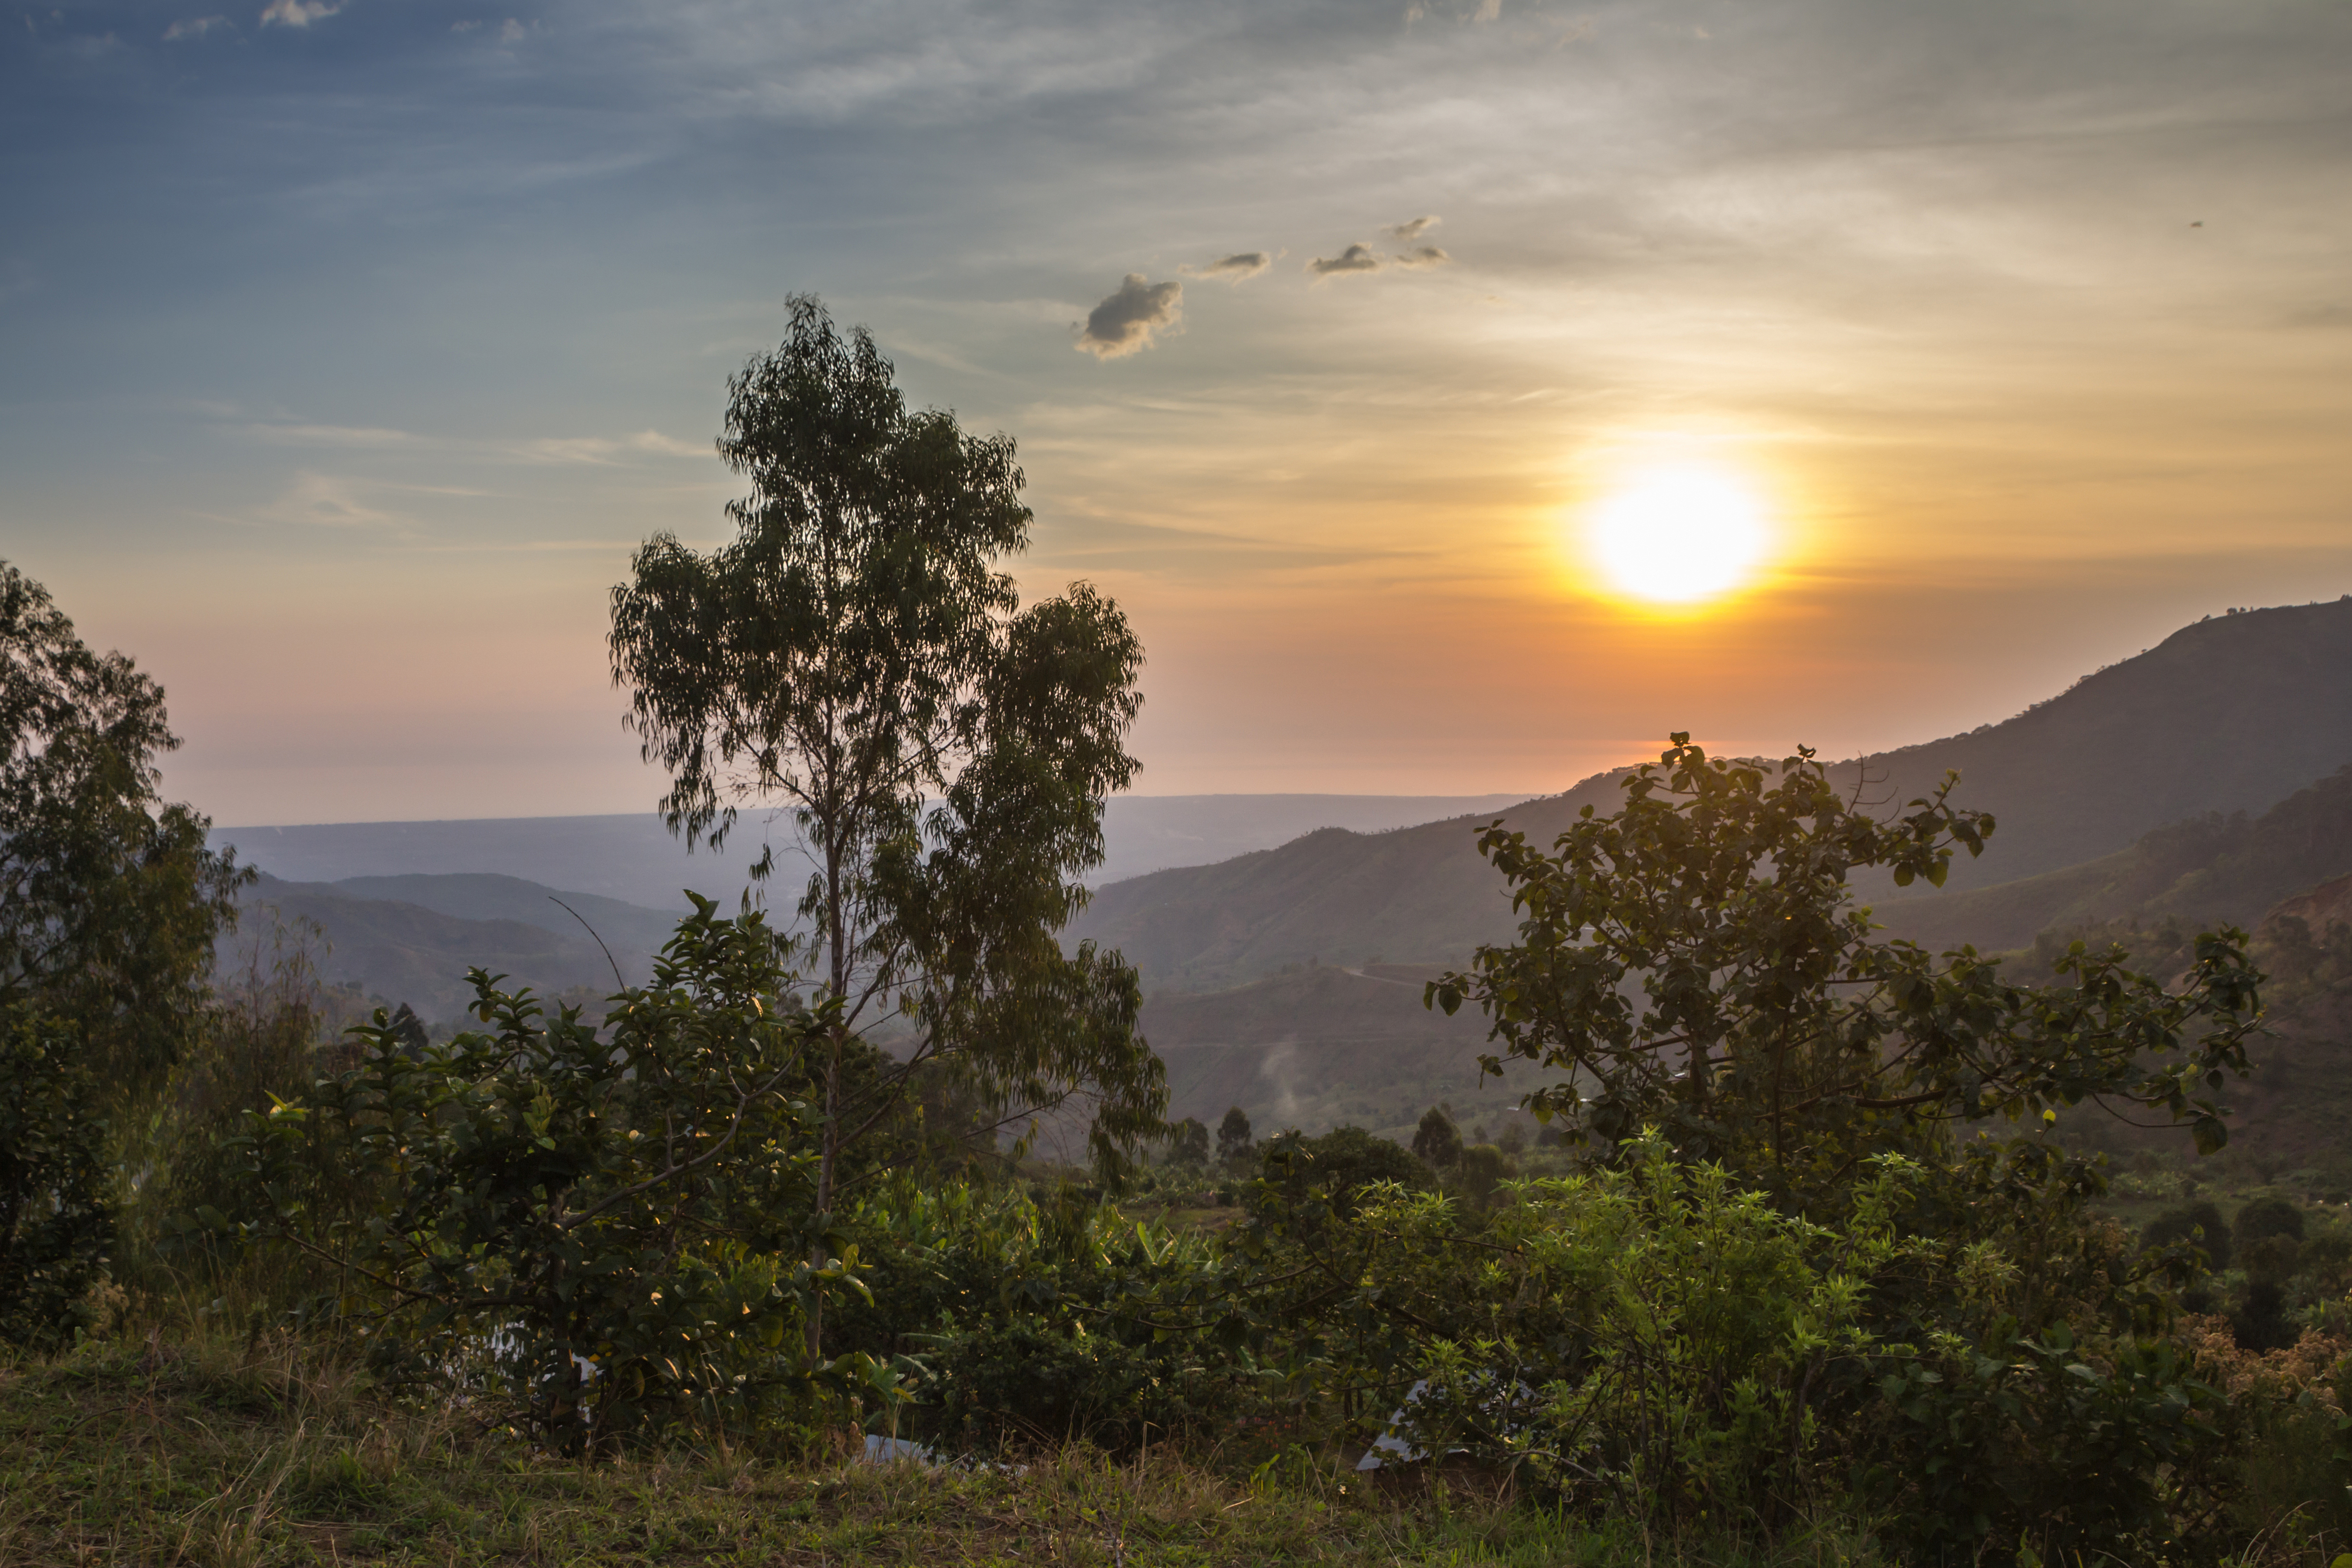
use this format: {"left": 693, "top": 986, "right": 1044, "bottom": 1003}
{"left": 1374, "top": 1135, "right": 1915, "bottom": 1523}
{"left": 1199, "top": 1125, "right": 2240, "bottom": 1557}
{"left": 131, "top": 917, "right": 376, "bottom": 1299}
{"left": 1251, "top": 1126, "right": 1429, "bottom": 1224}
{"left": 2235, "top": 1194, "right": 2306, "bottom": 1247}
{"left": 0, "top": 1004, "right": 115, "bottom": 1348}
{"left": 226, "top": 900, "right": 879, "bottom": 1453}
{"left": 1452, "top": 1143, "right": 1516, "bottom": 1209}
{"left": 1868, "top": 1323, "right": 2228, "bottom": 1559}
{"left": 831, "top": 1178, "right": 1252, "bottom": 1449}
{"left": 2144, "top": 1200, "right": 2233, "bottom": 1272}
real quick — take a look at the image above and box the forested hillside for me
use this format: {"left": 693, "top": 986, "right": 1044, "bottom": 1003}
{"left": 1835, "top": 600, "right": 2352, "bottom": 898}
{"left": 1877, "top": 764, "right": 2352, "bottom": 953}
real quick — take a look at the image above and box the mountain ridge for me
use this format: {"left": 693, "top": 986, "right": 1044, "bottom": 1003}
{"left": 1075, "top": 600, "right": 2352, "bottom": 990}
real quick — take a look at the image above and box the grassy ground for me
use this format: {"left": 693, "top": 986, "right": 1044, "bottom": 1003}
{"left": 0, "top": 1329, "right": 1889, "bottom": 1568}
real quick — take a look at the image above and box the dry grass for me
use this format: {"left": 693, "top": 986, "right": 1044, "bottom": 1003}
{"left": 0, "top": 1324, "right": 1917, "bottom": 1568}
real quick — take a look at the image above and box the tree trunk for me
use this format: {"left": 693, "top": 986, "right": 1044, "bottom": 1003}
{"left": 806, "top": 831, "right": 848, "bottom": 1365}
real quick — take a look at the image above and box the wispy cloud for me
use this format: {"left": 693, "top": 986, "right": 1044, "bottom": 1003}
{"left": 163, "top": 15, "right": 230, "bottom": 39}
{"left": 624, "top": 429, "right": 706, "bottom": 457}
{"left": 1076, "top": 273, "right": 1183, "bottom": 359}
{"left": 513, "top": 430, "right": 708, "bottom": 465}
{"left": 1306, "top": 243, "right": 1381, "bottom": 279}
{"left": 244, "top": 422, "right": 416, "bottom": 447}
{"left": 237, "top": 422, "right": 707, "bottom": 465}
{"left": 1183, "top": 252, "right": 1270, "bottom": 283}
{"left": 1386, "top": 216, "right": 1440, "bottom": 242}
{"left": 259, "top": 0, "right": 341, "bottom": 28}
{"left": 255, "top": 471, "right": 395, "bottom": 529}
{"left": 1393, "top": 245, "right": 1451, "bottom": 269}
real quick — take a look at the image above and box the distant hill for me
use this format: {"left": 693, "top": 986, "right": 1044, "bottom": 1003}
{"left": 327, "top": 874, "right": 682, "bottom": 957}
{"left": 237, "top": 872, "right": 682, "bottom": 1021}
{"left": 1831, "top": 600, "right": 2352, "bottom": 900}
{"left": 1876, "top": 765, "right": 2352, "bottom": 954}
{"left": 209, "top": 793, "right": 1531, "bottom": 908}
{"left": 1071, "top": 788, "right": 1626, "bottom": 991}
{"left": 1074, "top": 599, "right": 2352, "bottom": 990}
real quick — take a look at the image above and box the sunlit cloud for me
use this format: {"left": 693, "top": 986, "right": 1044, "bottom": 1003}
{"left": 1076, "top": 274, "right": 1183, "bottom": 359}
{"left": 1183, "top": 252, "right": 1270, "bottom": 283}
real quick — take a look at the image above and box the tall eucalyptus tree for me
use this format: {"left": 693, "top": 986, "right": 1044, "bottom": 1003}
{"left": 610, "top": 298, "right": 1164, "bottom": 1351}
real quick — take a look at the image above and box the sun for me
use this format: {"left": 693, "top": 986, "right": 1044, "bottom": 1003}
{"left": 1587, "top": 465, "right": 1770, "bottom": 605}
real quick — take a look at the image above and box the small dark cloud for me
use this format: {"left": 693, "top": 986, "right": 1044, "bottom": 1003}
{"left": 1184, "top": 252, "right": 1270, "bottom": 283}
{"left": 1076, "top": 273, "right": 1183, "bottom": 359}
{"left": 1386, "top": 216, "right": 1440, "bottom": 242}
{"left": 1307, "top": 243, "right": 1382, "bottom": 278}
{"left": 1393, "top": 245, "right": 1451, "bottom": 269}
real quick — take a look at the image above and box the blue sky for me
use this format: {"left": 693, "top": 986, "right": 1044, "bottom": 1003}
{"left": 6, "top": 0, "right": 2350, "bottom": 823}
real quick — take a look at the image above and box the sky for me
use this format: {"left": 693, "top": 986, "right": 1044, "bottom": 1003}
{"left": 5, "top": 0, "right": 2350, "bottom": 825}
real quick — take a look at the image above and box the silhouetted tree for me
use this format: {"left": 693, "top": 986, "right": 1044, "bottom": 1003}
{"left": 1430, "top": 735, "right": 2261, "bottom": 1189}
{"left": 2234, "top": 1195, "right": 2304, "bottom": 1248}
{"left": 1166, "top": 1117, "right": 1209, "bottom": 1168}
{"left": 1216, "top": 1105, "right": 1253, "bottom": 1165}
{"left": 0, "top": 561, "right": 249, "bottom": 1100}
{"left": 1412, "top": 1105, "right": 1462, "bottom": 1168}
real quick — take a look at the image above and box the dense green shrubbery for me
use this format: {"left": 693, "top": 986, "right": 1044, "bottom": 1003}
{"left": 221, "top": 900, "right": 883, "bottom": 1454}
{"left": 0, "top": 1004, "right": 115, "bottom": 1349}
{"left": 1156, "top": 1126, "right": 2233, "bottom": 1559}
{"left": 2147, "top": 1199, "right": 2236, "bottom": 1272}
{"left": 832, "top": 1180, "right": 1251, "bottom": 1447}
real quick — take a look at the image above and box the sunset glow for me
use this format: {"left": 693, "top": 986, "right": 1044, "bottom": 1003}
{"left": 1588, "top": 466, "right": 1771, "bottom": 606}
{"left": 4, "top": 0, "right": 2349, "bottom": 816}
